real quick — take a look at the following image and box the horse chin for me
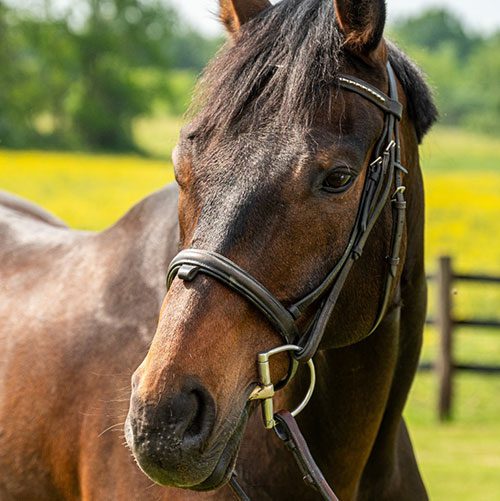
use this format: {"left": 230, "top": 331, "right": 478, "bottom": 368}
{"left": 189, "top": 407, "right": 249, "bottom": 492}
{"left": 126, "top": 406, "right": 250, "bottom": 492}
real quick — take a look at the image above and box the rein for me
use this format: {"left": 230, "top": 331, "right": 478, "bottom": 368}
{"left": 166, "top": 62, "right": 406, "bottom": 500}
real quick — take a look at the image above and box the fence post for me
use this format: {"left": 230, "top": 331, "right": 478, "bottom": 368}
{"left": 436, "top": 256, "right": 454, "bottom": 421}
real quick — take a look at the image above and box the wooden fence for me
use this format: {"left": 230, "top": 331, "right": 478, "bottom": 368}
{"left": 420, "top": 256, "right": 500, "bottom": 421}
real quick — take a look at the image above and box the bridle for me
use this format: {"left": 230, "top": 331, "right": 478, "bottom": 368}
{"left": 167, "top": 62, "right": 406, "bottom": 500}
{"left": 166, "top": 62, "right": 407, "bottom": 500}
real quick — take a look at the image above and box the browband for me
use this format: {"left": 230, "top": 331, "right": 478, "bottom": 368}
{"left": 338, "top": 74, "right": 403, "bottom": 119}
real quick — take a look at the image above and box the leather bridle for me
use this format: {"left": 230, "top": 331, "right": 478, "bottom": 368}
{"left": 166, "top": 62, "right": 407, "bottom": 500}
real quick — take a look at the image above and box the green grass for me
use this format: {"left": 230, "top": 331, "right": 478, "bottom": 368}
{"left": 134, "top": 114, "right": 184, "bottom": 159}
{"left": 406, "top": 371, "right": 500, "bottom": 501}
{"left": 411, "top": 125, "right": 500, "bottom": 499}
{"left": 0, "top": 123, "right": 499, "bottom": 500}
{"left": 421, "top": 127, "right": 500, "bottom": 173}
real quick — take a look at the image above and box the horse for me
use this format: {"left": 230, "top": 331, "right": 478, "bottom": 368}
{"left": 0, "top": 0, "right": 438, "bottom": 499}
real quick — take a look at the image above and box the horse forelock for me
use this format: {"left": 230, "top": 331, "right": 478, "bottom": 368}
{"left": 191, "top": 0, "right": 437, "bottom": 143}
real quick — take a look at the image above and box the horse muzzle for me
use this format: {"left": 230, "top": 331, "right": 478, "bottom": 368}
{"left": 124, "top": 378, "right": 248, "bottom": 490}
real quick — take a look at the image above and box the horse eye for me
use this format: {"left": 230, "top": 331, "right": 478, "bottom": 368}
{"left": 322, "top": 168, "right": 355, "bottom": 193}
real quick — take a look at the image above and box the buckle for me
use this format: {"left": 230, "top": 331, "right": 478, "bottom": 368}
{"left": 392, "top": 186, "right": 406, "bottom": 200}
{"left": 385, "top": 140, "right": 396, "bottom": 152}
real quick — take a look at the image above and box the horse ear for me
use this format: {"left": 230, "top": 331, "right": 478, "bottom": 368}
{"left": 219, "top": 0, "right": 271, "bottom": 35}
{"left": 334, "top": 0, "right": 386, "bottom": 55}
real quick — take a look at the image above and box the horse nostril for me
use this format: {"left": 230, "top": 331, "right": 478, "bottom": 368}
{"left": 156, "top": 383, "right": 215, "bottom": 452}
{"left": 181, "top": 387, "right": 215, "bottom": 451}
{"left": 184, "top": 389, "right": 209, "bottom": 442}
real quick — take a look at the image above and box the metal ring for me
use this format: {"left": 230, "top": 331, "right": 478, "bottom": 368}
{"left": 250, "top": 345, "right": 316, "bottom": 429}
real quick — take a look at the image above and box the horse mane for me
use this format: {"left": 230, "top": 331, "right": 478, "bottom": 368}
{"left": 193, "top": 0, "right": 437, "bottom": 144}
{"left": 387, "top": 41, "right": 438, "bottom": 142}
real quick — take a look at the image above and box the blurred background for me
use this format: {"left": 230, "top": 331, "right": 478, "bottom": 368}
{"left": 0, "top": 1, "right": 499, "bottom": 499}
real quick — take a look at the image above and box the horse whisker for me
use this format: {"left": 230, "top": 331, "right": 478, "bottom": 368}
{"left": 98, "top": 421, "right": 125, "bottom": 438}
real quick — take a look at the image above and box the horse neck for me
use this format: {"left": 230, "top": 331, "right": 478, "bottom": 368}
{"left": 276, "top": 310, "right": 402, "bottom": 496}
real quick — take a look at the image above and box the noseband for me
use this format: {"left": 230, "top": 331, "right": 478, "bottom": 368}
{"left": 166, "top": 63, "right": 407, "bottom": 500}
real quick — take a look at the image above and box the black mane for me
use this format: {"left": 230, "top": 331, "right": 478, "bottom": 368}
{"left": 194, "top": 0, "right": 437, "bottom": 143}
{"left": 387, "top": 41, "right": 438, "bottom": 142}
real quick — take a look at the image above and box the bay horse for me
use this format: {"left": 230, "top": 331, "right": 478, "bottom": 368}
{"left": 0, "top": 0, "right": 437, "bottom": 499}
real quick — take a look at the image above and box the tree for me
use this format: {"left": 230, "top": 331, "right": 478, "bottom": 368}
{"left": 0, "top": 2, "right": 43, "bottom": 147}
{"left": 72, "top": 0, "right": 177, "bottom": 151}
{"left": 18, "top": 15, "right": 79, "bottom": 146}
{"left": 0, "top": 0, "right": 226, "bottom": 151}
{"left": 464, "top": 33, "right": 500, "bottom": 132}
{"left": 391, "top": 8, "right": 480, "bottom": 58}
{"left": 389, "top": 8, "right": 500, "bottom": 134}
{"left": 170, "top": 26, "right": 224, "bottom": 73}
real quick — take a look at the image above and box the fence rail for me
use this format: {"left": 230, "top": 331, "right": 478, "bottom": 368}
{"left": 421, "top": 256, "right": 500, "bottom": 421}
{"left": 427, "top": 273, "right": 500, "bottom": 283}
{"left": 420, "top": 362, "right": 500, "bottom": 374}
{"left": 427, "top": 318, "right": 500, "bottom": 329}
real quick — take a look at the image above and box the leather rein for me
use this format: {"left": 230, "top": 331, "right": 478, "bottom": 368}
{"left": 166, "top": 63, "right": 407, "bottom": 500}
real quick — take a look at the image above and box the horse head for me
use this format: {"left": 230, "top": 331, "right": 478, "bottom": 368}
{"left": 125, "top": 0, "right": 436, "bottom": 492}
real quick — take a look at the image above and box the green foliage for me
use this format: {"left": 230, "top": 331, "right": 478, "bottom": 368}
{"left": 390, "top": 9, "right": 500, "bottom": 135}
{"left": 463, "top": 34, "right": 500, "bottom": 132}
{"left": 0, "top": 3, "right": 53, "bottom": 148}
{"left": 0, "top": 0, "right": 220, "bottom": 152}
{"left": 3, "top": 2, "right": 499, "bottom": 150}
{"left": 71, "top": 0, "right": 175, "bottom": 150}
{"left": 170, "top": 26, "right": 224, "bottom": 73}
{"left": 392, "top": 8, "right": 480, "bottom": 56}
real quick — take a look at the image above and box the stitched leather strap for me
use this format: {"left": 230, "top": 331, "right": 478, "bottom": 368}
{"left": 274, "top": 411, "right": 339, "bottom": 500}
{"left": 338, "top": 74, "right": 403, "bottom": 119}
{"left": 229, "top": 473, "right": 251, "bottom": 501}
{"left": 167, "top": 249, "right": 299, "bottom": 344}
{"left": 230, "top": 411, "right": 340, "bottom": 501}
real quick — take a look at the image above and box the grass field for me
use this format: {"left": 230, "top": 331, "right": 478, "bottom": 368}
{"left": 1, "top": 124, "right": 499, "bottom": 500}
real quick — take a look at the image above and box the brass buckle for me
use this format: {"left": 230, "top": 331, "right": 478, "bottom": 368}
{"left": 392, "top": 185, "right": 406, "bottom": 199}
{"left": 248, "top": 345, "right": 316, "bottom": 429}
